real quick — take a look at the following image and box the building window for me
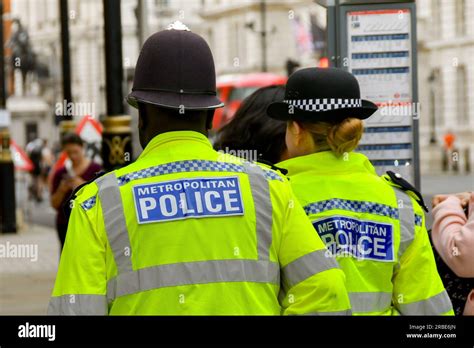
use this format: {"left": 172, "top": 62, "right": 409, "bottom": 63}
{"left": 155, "top": 0, "right": 169, "bottom": 8}
{"left": 429, "top": 69, "right": 444, "bottom": 128}
{"left": 455, "top": 0, "right": 466, "bottom": 36}
{"left": 456, "top": 65, "right": 469, "bottom": 125}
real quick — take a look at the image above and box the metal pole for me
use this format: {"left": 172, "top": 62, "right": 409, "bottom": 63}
{"left": 0, "top": 0, "right": 17, "bottom": 233}
{"left": 319, "top": 0, "right": 339, "bottom": 68}
{"left": 428, "top": 72, "right": 437, "bottom": 144}
{"left": 136, "top": 0, "right": 148, "bottom": 47}
{"left": 59, "top": 0, "right": 72, "bottom": 124}
{"left": 0, "top": 2, "right": 5, "bottom": 108}
{"left": 409, "top": 2, "right": 421, "bottom": 189}
{"left": 260, "top": 0, "right": 267, "bottom": 72}
{"left": 104, "top": 0, "right": 125, "bottom": 116}
{"left": 102, "top": 0, "right": 132, "bottom": 171}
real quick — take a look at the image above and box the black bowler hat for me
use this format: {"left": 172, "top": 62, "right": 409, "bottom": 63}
{"left": 127, "top": 21, "right": 224, "bottom": 110}
{"left": 266, "top": 67, "right": 377, "bottom": 122}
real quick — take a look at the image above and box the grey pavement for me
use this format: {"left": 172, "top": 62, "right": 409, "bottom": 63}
{"left": 421, "top": 173, "right": 474, "bottom": 196}
{"left": 0, "top": 224, "right": 60, "bottom": 315}
{"left": 1, "top": 177, "right": 58, "bottom": 315}
{"left": 15, "top": 173, "right": 56, "bottom": 229}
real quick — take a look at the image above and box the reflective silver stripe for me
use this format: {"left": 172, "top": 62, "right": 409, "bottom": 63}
{"left": 97, "top": 173, "right": 133, "bottom": 274}
{"left": 106, "top": 259, "right": 279, "bottom": 301}
{"left": 47, "top": 294, "right": 108, "bottom": 315}
{"left": 303, "top": 309, "right": 352, "bottom": 316}
{"left": 243, "top": 163, "right": 273, "bottom": 261}
{"left": 396, "top": 290, "right": 453, "bottom": 315}
{"left": 349, "top": 292, "right": 392, "bottom": 313}
{"left": 280, "top": 249, "right": 340, "bottom": 292}
{"left": 393, "top": 188, "right": 415, "bottom": 259}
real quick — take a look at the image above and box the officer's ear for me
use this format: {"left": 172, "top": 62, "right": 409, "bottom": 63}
{"left": 205, "top": 109, "right": 215, "bottom": 130}
{"left": 288, "top": 121, "right": 303, "bottom": 140}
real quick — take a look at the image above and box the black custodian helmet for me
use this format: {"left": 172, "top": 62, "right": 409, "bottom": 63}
{"left": 127, "top": 21, "right": 224, "bottom": 110}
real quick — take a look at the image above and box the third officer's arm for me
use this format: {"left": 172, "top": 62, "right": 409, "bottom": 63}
{"left": 48, "top": 184, "right": 109, "bottom": 315}
{"left": 276, "top": 186, "right": 352, "bottom": 315}
{"left": 392, "top": 199, "right": 454, "bottom": 315}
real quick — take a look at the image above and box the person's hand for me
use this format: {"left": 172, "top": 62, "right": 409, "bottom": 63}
{"left": 432, "top": 192, "right": 471, "bottom": 208}
{"left": 67, "top": 176, "right": 86, "bottom": 190}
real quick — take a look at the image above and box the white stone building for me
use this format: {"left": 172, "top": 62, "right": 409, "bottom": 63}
{"left": 9, "top": 0, "right": 110, "bottom": 148}
{"left": 417, "top": 0, "right": 474, "bottom": 174}
{"left": 8, "top": 0, "right": 323, "bottom": 150}
{"left": 7, "top": 0, "right": 473, "bottom": 175}
{"left": 198, "top": 0, "right": 325, "bottom": 75}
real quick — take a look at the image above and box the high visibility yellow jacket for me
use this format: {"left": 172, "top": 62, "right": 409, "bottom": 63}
{"left": 278, "top": 151, "right": 453, "bottom": 316}
{"left": 48, "top": 131, "right": 351, "bottom": 315}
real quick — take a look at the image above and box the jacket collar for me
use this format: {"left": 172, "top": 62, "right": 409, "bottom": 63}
{"left": 277, "top": 151, "right": 377, "bottom": 176}
{"left": 138, "top": 131, "right": 212, "bottom": 159}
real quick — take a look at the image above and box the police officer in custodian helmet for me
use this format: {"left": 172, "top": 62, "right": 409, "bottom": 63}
{"left": 48, "top": 22, "right": 351, "bottom": 315}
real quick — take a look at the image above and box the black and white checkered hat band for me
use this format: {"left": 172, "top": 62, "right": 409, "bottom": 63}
{"left": 284, "top": 98, "right": 362, "bottom": 111}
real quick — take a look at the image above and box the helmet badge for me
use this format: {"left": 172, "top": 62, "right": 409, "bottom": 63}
{"left": 166, "top": 21, "right": 190, "bottom": 31}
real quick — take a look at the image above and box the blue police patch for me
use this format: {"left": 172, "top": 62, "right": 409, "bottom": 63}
{"left": 312, "top": 216, "right": 394, "bottom": 262}
{"left": 133, "top": 176, "right": 244, "bottom": 223}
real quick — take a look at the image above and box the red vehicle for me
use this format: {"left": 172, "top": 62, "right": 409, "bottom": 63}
{"left": 212, "top": 73, "right": 287, "bottom": 130}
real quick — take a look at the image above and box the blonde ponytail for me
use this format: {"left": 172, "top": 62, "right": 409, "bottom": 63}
{"left": 302, "top": 118, "right": 364, "bottom": 157}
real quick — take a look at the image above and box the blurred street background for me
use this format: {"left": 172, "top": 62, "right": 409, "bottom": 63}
{"left": 0, "top": 0, "right": 473, "bottom": 315}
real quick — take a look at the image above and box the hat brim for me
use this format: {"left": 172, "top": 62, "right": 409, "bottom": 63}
{"left": 127, "top": 90, "right": 224, "bottom": 110}
{"left": 266, "top": 99, "right": 378, "bottom": 123}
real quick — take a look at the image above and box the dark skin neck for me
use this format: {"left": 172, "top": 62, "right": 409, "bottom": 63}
{"left": 138, "top": 103, "right": 213, "bottom": 149}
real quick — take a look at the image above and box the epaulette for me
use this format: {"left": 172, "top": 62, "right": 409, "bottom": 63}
{"left": 61, "top": 170, "right": 106, "bottom": 219}
{"left": 70, "top": 170, "right": 106, "bottom": 201}
{"left": 385, "top": 171, "right": 428, "bottom": 212}
{"left": 256, "top": 159, "right": 289, "bottom": 175}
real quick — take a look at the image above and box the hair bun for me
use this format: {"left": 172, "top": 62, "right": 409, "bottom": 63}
{"left": 326, "top": 118, "right": 364, "bottom": 157}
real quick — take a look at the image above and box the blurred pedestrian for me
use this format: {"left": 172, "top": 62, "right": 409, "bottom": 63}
{"left": 432, "top": 192, "right": 474, "bottom": 315}
{"left": 267, "top": 67, "right": 453, "bottom": 315}
{"left": 40, "top": 139, "right": 54, "bottom": 192}
{"left": 214, "top": 85, "right": 287, "bottom": 164}
{"left": 443, "top": 130, "right": 455, "bottom": 152}
{"left": 26, "top": 138, "right": 44, "bottom": 202}
{"left": 442, "top": 130, "right": 458, "bottom": 172}
{"left": 50, "top": 133, "right": 101, "bottom": 250}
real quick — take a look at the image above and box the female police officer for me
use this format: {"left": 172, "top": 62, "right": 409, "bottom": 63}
{"left": 266, "top": 67, "right": 453, "bottom": 315}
